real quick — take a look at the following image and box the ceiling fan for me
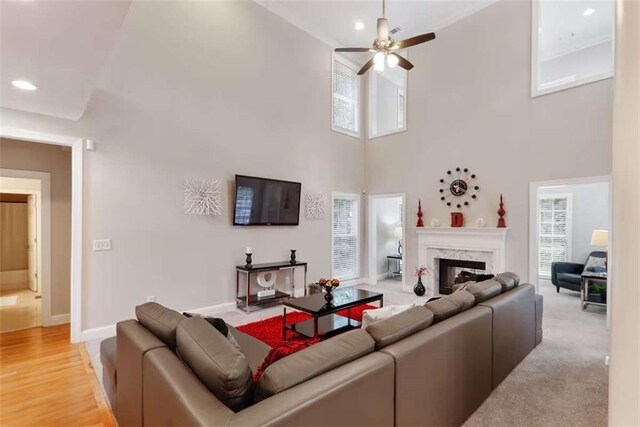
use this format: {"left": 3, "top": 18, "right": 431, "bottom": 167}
{"left": 335, "top": 0, "right": 436, "bottom": 75}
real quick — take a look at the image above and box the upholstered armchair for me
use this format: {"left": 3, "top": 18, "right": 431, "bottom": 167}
{"left": 551, "top": 251, "right": 606, "bottom": 293}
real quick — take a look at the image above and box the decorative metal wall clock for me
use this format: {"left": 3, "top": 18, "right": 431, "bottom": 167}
{"left": 439, "top": 167, "right": 480, "bottom": 209}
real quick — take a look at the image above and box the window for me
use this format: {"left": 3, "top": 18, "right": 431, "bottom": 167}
{"left": 332, "top": 54, "right": 360, "bottom": 137}
{"left": 538, "top": 194, "right": 572, "bottom": 277}
{"left": 369, "top": 56, "right": 408, "bottom": 139}
{"left": 332, "top": 193, "right": 360, "bottom": 280}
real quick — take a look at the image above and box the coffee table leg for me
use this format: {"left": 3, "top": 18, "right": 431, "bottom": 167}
{"left": 313, "top": 317, "right": 318, "bottom": 338}
{"left": 283, "top": 307, "right": 287, "bottom": 342}
{"left": 380, "top": 295, "right": 384, "bottom": 308}
{"left": 348, "top": 308, "right": 351, "bottom": 326}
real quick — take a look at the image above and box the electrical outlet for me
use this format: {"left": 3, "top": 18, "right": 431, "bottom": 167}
{"left": 147, "top": 296, "right": 156, "bottom": 303}
{"left": 93, "top": 239, "right": 112, "bottom": 251}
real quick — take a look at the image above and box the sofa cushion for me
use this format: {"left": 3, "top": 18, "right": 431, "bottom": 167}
{"left": 228, "top": 326, "right": 272, "bottom": 373}
{"left": 366, "top": 306, "right": 434, "bottom": 349}
{"left": 557, "top": 272, "right": 582, "bottom": 285}
{"left": 361, "top": 304, "right": 414, "bottom": 329}
{"left": 424, "top": 298, "right": 463, "bottom": 323}
{"left": 254, "top": 329, "right": 375, "bottom": 402}
{"left": 447, "top": 290, "right": 476, "bottom": 311}
{"left": 493, "top": 272, "right": 520, "bottom": 292}
{"left": 466, "top": 280, "right": 502, "bottom": 304}
{"left": 176, "top": 317, "right": 254, "bottom": 412}
{"left": 253, "top": 338, "right": 321, "bottom": 382}
{"left": 135, "top": 302, "right": 185, "bottom": 350}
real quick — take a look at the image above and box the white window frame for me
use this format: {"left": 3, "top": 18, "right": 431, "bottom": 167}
{"left": 331, "top": 53, "right": 361, "bottom": 139}
{"left": 537, "top": 192, "right": 573, "bottom": 278}
{"left": 368, "top": 52, "right": 408, "bottom": 139}
{"left": 331, "top": 192, "right": 361, "bottom": 281}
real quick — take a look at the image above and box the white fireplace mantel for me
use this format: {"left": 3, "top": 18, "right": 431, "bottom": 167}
{"left": 416, "top": 227, "right": 509, "bottom": 296}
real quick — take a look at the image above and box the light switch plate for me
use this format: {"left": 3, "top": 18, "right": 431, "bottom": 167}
{"left": 93, "top": 239, "right": 112, "bottom": 251}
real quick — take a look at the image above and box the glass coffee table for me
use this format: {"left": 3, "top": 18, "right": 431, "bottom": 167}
{"left": 283, "top": 288, "right": 383, "bottom": 341}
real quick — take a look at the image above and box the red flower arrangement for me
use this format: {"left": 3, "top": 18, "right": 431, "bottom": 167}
{"left": 414, "top": 266, "right": 429, "bottom": 278}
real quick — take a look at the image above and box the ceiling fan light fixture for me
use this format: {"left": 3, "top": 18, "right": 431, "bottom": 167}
{"left": 387, "top": 54, "right": 399, "bottom": 68}
{"left": 374, "top": 52, "right": 385, "bottom": 71}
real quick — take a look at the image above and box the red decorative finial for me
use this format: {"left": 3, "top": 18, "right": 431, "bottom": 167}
{"left": 497, "top": 194, "right": 506, "bottom": 228}
{"left": 416, "top": 199, "right": 424, "bottom": 227}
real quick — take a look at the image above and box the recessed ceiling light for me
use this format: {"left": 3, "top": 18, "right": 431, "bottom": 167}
{"left": 583, "top": 8, "right": 595, "bottom": 16}
{"left": 11, "top": 80, "right": 37, "bottom": 91}
{"left": 355, "top": 21, "right": 365, "bottom": 31}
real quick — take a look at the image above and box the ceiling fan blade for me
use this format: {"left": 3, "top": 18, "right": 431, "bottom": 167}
{"left": 377, "top": 18, "right": 389, "bottom": 41}
{"left": 335, "top": 47, "right": 374, "bottom": 52}
{"left": 357, "top": 58, "right": 375, "bottom": 75}
{"left": 396, "top": 32, "right": 436, "bottom": 49}
{"left": 390, "top": 53, "right": 414, "bottom": 71}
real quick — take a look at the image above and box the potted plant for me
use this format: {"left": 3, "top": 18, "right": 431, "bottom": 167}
{"left": 591, "top": 283, "right": 607, "bottom": 304}
{"left": 413, "top": 266, "right": 428, "bottom": 296}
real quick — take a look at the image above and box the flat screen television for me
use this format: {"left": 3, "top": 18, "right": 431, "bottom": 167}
{"left": 233, "top": 175, "right": 301, "bottom": 226}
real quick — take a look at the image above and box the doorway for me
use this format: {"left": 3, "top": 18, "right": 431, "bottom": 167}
{"left": 529, "top": 176, "right": 612, "bottom": 319}
{"left": 0, "top": 190, "right": 42, "bottom": 332}
{"left": 368, "top": 193, "right": 407, "bottom": 291}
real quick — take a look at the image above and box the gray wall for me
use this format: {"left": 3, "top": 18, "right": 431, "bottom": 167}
{"left": 365, "top": 0, "right": 613, "bottom": 281}
{"left": 0, "top": 1, "right": 365, "bottom": 330}
{"left": 0, "top": 138, "right": 72, "bottom": 315}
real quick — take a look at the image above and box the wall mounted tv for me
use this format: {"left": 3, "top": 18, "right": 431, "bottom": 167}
{"left": 233, "top": 175, "right": 302, "bottom": 226}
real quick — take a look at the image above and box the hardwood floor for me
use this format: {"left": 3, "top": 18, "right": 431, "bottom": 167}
{"left": 0, "top": 325, "right": 116, "bottom": 426}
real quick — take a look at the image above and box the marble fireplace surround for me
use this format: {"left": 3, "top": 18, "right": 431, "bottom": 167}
{"left": 416, "top": 227, "right": 509, "bottom": 296}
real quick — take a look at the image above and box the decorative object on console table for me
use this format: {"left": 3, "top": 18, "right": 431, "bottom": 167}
{"left": 413, "top": 266, "right": 427, "bottom": 296}
{"left": 497, "top": 194, "right": 507, "bottom": 228}
{"left": 316, "top": 278, "right": 341, "bottom": 302}
{"left": 245, "top": 247, "right": 253, "bottom": 269}
{"left": 451, "top": 212, "right": 464, "bottom": 227}
{"left": 394, "top": 227, "right": 403, "bottom": 255}
{"left": 416, "top": 199, "right": 424, "bottom": 227}
{"left": 590, "top": 230, "right": 609, "bottom": 269}
{"left": 236, "top": 261, "right": 308, "bottom": 312}
{"left": 290, "top": 249, "right": 297, "bottom": 265}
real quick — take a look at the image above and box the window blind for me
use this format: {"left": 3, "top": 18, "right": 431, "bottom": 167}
{"left": 332, "top": 58, "right": 359, "bottom": 136}
{"left": 332, "top": 194, "right": 360, "bottom": 280}
{"left": 538, "top": 196, "right": 569, "bottom": 276}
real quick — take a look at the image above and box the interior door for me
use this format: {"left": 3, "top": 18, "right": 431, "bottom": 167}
{"left": 27, "top": 194, "right": 38, "bottom": 292}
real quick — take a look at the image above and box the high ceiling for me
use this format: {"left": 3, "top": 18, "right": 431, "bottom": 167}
{"left": 256, "top": 0, "right": 497, "bottom": 48}
{"left": 0, "top": 0, "right": 131, "bottom": 120}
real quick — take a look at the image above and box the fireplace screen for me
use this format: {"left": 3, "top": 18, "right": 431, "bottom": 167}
{"left": 437, "top": 258, "right": 487, "bottom": 295}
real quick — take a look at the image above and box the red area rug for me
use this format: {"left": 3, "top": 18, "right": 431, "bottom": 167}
{"left": 236, "top": 304, "right": 376, "bottom": 348}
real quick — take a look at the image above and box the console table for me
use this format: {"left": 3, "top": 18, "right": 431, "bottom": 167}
{"left": 236, "top": 261, "right": 307, "bottom": 312}
{"left": 581, "top": 272, "right": 607, "bottom": 311}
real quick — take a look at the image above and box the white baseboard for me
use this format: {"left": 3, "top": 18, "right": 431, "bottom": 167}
{"left": 81, "top": 324, "right": 116, "bottom": 342}
{"left": 78, "top": 300, "right": 238, "bottom": 342}
{"left": 49, "top": 313, "right": 70, "bottom": 326}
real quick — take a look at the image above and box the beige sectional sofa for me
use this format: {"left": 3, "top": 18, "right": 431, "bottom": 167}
{"left": 100, "top": 272, "right": 543, "bottom": 427}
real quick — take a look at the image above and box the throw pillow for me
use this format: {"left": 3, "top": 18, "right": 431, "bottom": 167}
{"left": 361, "top": 304, "right": 414, "bottom": 329}
{"left": 183, "top": 312, "right": 241, "bottom": 350}
{"left": 584, "top": 256, "right": 606, "bottom": 273}
{"left": 253, "top": 338, "right": 320, "bottom": 382}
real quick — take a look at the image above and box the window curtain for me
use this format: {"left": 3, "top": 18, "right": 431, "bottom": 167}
{"left": 0, "top": 202, "right": 29, "bottom": 271}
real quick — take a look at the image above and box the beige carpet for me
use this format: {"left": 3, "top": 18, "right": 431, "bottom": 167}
{"left": 464, "top": 280, "right": 609, "bottom": 427}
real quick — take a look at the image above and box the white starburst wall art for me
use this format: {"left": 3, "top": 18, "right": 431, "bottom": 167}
{"left": 305, "top": 193, "right": 325, "bottom": 220}
{"left": 184, "top": 177, "right": 222, "bottom": 216}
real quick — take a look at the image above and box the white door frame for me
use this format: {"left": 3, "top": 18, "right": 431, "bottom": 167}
{"left": 529, "top": 175, "right": 612, "bottom": 325}
{"left": 0, "top": 127, "right": 84, "bottom": 343}
{"left": 368, "top": 193, "right": 408, "bottom": 291}
{"left": 0, "top": 172, "right": 48, "bottom": 325}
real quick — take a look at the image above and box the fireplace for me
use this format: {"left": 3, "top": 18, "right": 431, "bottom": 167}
{"left": 438, "top": 258, "right": 487, "bottom": 295}
{"left": 416, "top": 228, "right": 508, "bottom": 297}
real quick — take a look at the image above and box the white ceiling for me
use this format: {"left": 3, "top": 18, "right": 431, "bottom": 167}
{"left": 256, "top": 0, "right": 497, "bottom": 49}
{"left": 0, "top": 0, "right": 131, "bottom": 120}
{"left": 538, "top": 0, "right": 615, "bottom": 61}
